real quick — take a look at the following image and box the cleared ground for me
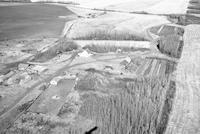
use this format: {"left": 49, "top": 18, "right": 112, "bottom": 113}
{"left": 0, "top": 3, "right": 73, "bottom": 41}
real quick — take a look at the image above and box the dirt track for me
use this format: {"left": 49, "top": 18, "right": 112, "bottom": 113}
{"left": 165, "top": 25, "right": 200, "bottom": 134}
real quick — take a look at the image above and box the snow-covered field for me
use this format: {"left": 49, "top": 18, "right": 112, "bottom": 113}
{"left": 64, "top": 12, "right": 170, "bottom": 40}
{"left": 31, "top": 0, "right": 190, "bottom": 14}
{"left": 30, "top": 0, "right": 189, "bottom": 39}
{"left": 106, "top": 0, "right": 190, "bottom": 14}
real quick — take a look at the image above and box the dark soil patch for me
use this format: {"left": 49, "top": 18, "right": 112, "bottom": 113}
{"left": 0, "top": 3, "right": 74, "bottom": 41}
{"left": 150, "top": 25, "right": 184, "bottom": 36}
{"left": 187, "top": 9, "right": 200, "bottom": 14}
{"left": 157, "top": 34, "right": 183, "bottom": 58}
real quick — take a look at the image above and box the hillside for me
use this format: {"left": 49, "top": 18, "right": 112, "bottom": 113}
{"left": 0, "top": 1, "right": 200, "bottom": 134}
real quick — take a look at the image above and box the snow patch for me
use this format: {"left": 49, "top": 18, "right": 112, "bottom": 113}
{"left": 78, "top": 50, "right": 93, "bottom": 57}
{"left": 52, "top": 95, "right": 60, "bottom": 100}
{"left": 30, "top": 0, "right": 189, "bottom": 14}
{"left": 125, "top": 57, "right": 131, "bottom": 63}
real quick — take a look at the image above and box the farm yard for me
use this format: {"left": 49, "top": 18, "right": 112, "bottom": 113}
{"left": 0, "top": 0, "right": 200, "bottom": 134}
